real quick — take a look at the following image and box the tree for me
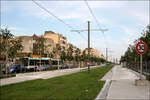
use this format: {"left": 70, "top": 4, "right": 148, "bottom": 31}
{"left": 53, "top": 43, "right": 61, "bottom": 59}
{"left": 0, "top": 28, "right": 23, "bottom": 74}
{"left": 138, "top": 25, "right": 150, "bottom": 60}
{"left": 33, "top": 36, "right": 46, "bottom": 57}
{"left": 74, "top": 48, "right": 81, "bottom": 62}
{"left": 66, "top": 45, "right": 73, "bottom": 61}
{"left": 9, "top": 39, "right": 23, "bottom": 63}
{"left": 121, "top": 24, "right": 150, "bottom": 71}
{"left": 0, "top": 28, "right": 13, "bottom": 58}
{"left": 81, "top": 50, "right": 88, "bottom": 61}
{"left": 48, "top": 52, "right": 54, "bottom": 58}
{"left": 60, "top": 50, "right": 66, "bottom": 62}
{"left": 45, "top": 44, "right": 52, "bottom": 57}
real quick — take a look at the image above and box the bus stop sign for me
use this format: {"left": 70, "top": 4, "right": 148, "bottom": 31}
{"left": 136, "top": 41, "right": 147, "bottom": 54}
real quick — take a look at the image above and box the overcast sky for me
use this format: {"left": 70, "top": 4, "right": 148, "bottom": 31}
{"left": 1, "top": 0, "right": 149, "bottom": 61}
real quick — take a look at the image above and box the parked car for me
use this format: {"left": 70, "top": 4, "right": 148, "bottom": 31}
{"left": 8, "top": 64, "right": 25, "bottom": 73}
{"left": 0, "top": 63, "right": 6, "bottom": 74}
{"left": 37, "top": 65, "right": 50, "bottom": 71}
{"left": 61, "top": 64, "right": 68, "bottom": 69}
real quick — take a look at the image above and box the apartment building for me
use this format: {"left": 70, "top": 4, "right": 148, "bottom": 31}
{"left": 17, "top": 35, "right": 54, "bottom": 57}
{"left": 84, "top": 48, "right": 102, "bottom": 58}
{"left": 17, "top": 36, "right": 34, "bottom": 54}
{"left": 67, "top": 43, "right": 79, "bottom": 56}
{"left": 44, "top": 31, "right": 67, "bottom": 51}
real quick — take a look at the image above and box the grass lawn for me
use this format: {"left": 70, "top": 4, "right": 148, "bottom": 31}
{"left": 0, "top": 74, "right": 16, "bottom": 79}
{"left": 0, "top": 64, "right": 113, "bottom": 100}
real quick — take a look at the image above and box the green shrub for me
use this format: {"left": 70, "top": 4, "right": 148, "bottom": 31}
{"left": 146, "top": 75, "right": 150, "bottom": 81}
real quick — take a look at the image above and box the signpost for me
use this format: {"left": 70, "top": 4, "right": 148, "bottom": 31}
{"left": 87, "top": 61, "right": 91, "bottom": 66}
{"left": 136, "top": 41, "right": 148, "bottom": 79}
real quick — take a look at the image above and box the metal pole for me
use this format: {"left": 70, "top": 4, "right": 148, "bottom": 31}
{"left": 88, "top": 21, "right": 90, "bottom": 72}
{"left": 106, "top": 48, "right": 108, "bottom": 61}
{"left": 40, "top": 48, "right": 41, "bottom": 71}
{"left": 140, "top": 54, "right": 142, "bottom": 79}
{"left": 5, "top": 38, "right": 8, "bottom": 75}
{"left": 58, "top": 51, "right": 60, "bottom": 70}
{"left": 58, "top": 59, "right": 60, "bottom": 70}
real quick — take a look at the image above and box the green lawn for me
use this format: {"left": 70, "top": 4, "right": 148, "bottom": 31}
{"left": 0, "top": 65, "right": 113, "bottom": 100}
{"left": 0, "top": 74, "right": 16, "bottom": 79}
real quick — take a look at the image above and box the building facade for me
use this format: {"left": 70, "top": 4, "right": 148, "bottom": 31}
{"left": 17, "top": 35, "right": 54, "bottom": 57}
{"left": 18, "top": 36, "right": 34, "bottom": 54}
{"left": 44, "top": 31, "right": 67, "bottom": 51}
{"left": 84, "top": 48, "right": 102, "bottom": 58}
{"left": 67, "top": 43, "right": 79, "bottom": 56}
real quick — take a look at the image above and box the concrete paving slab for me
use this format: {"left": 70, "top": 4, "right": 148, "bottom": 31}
{"left": 95, "top": 65, "right": 150, "bottom": 100}
{"left": 111, "top": 66, "right": 139, "bottom": 80}
{"left": 106, "top": 79, "right": 149, "bottom": 100}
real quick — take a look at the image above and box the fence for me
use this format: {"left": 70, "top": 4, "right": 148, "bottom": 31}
{"left": 126, "top": 60, "right": 150, "bottom": 75}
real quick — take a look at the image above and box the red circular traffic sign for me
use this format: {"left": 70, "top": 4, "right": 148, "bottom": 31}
{"left": 136, "top": 41, "right": 147, "bottom": 54}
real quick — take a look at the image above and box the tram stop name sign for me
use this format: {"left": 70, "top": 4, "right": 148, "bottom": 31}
{"left": 136, "top": 41, "right": 147, "bottom": 54}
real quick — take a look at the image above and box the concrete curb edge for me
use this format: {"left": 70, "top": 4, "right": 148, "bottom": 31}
{"left": 95, "top": 79, "right": 111, "bottom": 100}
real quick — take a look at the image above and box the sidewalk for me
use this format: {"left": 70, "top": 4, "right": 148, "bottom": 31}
{"left": 0, "top": 64, "right": 105, "bottom": 86}
{"left": 96, "top": 65, "right": 150, "bottom": 100}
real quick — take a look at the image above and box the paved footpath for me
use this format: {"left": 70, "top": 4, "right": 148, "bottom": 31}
{"left": 96, "top": 65, "right": 150, "bottom": 100}
{"left": 0, "top": 64, "right": 105, "bottom": 86}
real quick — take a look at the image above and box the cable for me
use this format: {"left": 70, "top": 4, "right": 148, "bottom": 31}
{"left": 32, "top": 0, "right": 103, "bottom": 54}
{"left": 84, "top": 0, "right": 101, "bottom": 30}
{"left": 84, "top": 0, "right": 104, "bottom": 35}
{"left": 32, "top": 0, "right": 73, "bottom": 29}
{"left": 84, "top": 0, "right": 108, "bottom": 47}
{"left": 32, "top": 0, "right": 88, "bottom": 43}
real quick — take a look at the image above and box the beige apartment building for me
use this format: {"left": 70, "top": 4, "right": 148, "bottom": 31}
{"left": 15, "top": 31, "right": 70, "bottom": 58}
{"left": 67, "top": 43, "right": 79, "bottom": 56}
{"left": 17, "top": 36, "right": 34, "bottom": 54}
{"left": 17, "top": 35, "right": 54, "bottom": 57}
{"left": 84, "top": 48, "right": 102, "bottom": 58}
{"left": 44, "top": 31, "right": 67, "bottom": 51}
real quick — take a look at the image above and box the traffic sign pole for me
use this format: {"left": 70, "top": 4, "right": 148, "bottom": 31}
{"left": 135, "top": 41, "right": 148, "bottom": 86}
{"left": 140, "top": 54, "right": 142, "bottom": 79}
{"left": 136, "top": 41, "right": 147, "bottom": 80}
